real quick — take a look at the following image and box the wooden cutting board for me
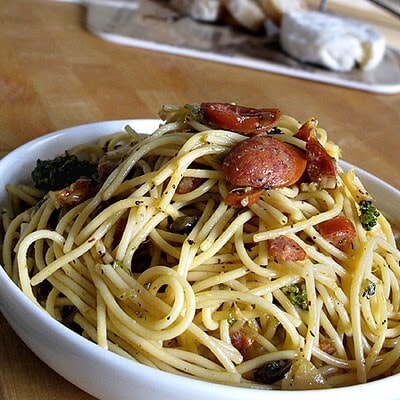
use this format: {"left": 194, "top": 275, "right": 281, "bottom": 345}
{"left": 84, "top": 0, "right": 400, "bottom": 93}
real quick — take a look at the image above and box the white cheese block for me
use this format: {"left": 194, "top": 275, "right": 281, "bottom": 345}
{"left": 280, "top": 11, "right": 386, "bottom": 72}
{"left": 170, "top": 0, "right": 222, "bottom": 22}
{"left": 223, "top": 0, "right": 265, "bottom": 31}
{"left": 257, "top": 0, "right": 306, "bottom": 24}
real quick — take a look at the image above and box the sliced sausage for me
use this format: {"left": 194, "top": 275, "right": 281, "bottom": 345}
{"left": 200, "top": 102, "right": 281, "bottom": 135}
{"left": 294, "top": 119, "right": 337, "bottom": 189}
{"left": 318, "top": 215, "right": 356, "bottom": 251}
{"left": 306, "top": 138, "right": 337, "bottom": 189}
{"left": 222, "top": 136, "right": 306, "bottom": 189}
{"left": 294, "top": 118, "right": 315, "bottom": 142}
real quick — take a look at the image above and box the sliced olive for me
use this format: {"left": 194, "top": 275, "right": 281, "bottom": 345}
{"left": 169, "top": 215, "right": 199, "bottom": 234}
{"left": 253, "top": 359, "right": 292, "bottom": 384}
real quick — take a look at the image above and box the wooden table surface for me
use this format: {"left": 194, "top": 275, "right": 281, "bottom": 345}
{"left": 0, "top": 0, "right": 399, "bottom": 399}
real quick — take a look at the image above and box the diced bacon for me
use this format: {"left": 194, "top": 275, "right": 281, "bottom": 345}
{"left": 176, "top": 177, "right": 203, "bottom": 194}
{"left": 319, "top": 337, "right": 336, "bottom": 355}
{"left": 230, "top": 329, "right": 255, "bottom": 356}
{"left": 268, "top": 235, "right": 306, "bottom": 262}
{"left": 52, "top": 178, "right": 99, "bottom": 208}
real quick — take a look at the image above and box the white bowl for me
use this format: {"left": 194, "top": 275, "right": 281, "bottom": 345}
{"left": 0, "top": 120, "right": 399, "bottom": 400}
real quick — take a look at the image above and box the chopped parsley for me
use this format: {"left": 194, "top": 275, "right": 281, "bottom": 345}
{"left": 359, "top": 200, "right": 380, "bottom": 231}
{"left": 31, "top": 151, "right": 97, "bottom": 191}
{"left": 282, "top": 284, "right": 308, "bottom": 310}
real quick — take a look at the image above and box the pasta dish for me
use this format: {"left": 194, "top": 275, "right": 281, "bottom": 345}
{"left": 1, "top": 103, "right": 400, "bottom": 389}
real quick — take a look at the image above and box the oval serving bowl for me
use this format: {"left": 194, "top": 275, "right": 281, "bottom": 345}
{"left": 0, "top": 120, "right": 399, "bottom": 400}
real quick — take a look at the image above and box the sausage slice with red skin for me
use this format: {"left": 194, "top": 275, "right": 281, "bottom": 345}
{"left": 294, "top": 118, "right": 315, "bottom": 142}
{"left": 222, "top": 136, "right": 307, "bottom": 189}
{"left": 200, "top": 102, "right": 281, "bottom": 135}
{"left": 295, "top": 119, "right": 337, "bottom": 189}
{"left": 319, "top": 215, "right": 357, "bottom": 251}
{"left": 306, "top": 138, "right": 337, "bottom": 189}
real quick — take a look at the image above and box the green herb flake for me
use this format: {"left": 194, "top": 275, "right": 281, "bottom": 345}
{"left": 31, "top": 151, "right": 97, "bottom": 191}
{"left": 359, "top": 200, "right": 380, "bottom": 231}
{"left": 282, "top": 284, "right": 308, "bottom": 310}
{"left": 362, "top": 279, "right": 376, "bottom": 299}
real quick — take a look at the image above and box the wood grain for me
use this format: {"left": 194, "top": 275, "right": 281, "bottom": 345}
{"left": 0, "top": 0, "right": 399, "bottom": 399}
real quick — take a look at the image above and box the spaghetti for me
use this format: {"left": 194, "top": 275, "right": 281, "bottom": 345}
{"left": 1, "top": 103, "right": 400, "bottom": 389}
